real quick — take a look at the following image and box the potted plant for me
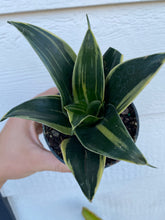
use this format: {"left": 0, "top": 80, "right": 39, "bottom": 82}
{"left": 1, "top": 16, "right": 165, "bottom": 201}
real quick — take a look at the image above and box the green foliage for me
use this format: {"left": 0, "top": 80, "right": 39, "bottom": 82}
{"left": 61, "top": 137, "right": 105, "bottom": 201}
{"left": 1, "top": 16, "right": 165, "bottom": 201}
{"left": 82, "top": 207, "right": 102, "bottom": 220}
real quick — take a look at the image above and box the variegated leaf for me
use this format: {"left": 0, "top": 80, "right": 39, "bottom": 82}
{"left": 72, "top": 17, "right": 105, "bottom": 104}
{"left": 105, "top": 53, "right": 165, "bottom": 114}
{"left": 65, "top": 101, "right": 102, "bottom": 129}
{"left": 75, "top": 104, "right": 148, "bottom": 165}
{"left": 103, "top": 47, "right": 123, "bottom": 78}
{"left": 8, "top": 21, "right": 76, "bottom": 108}
{"left": 61, "top": 136, "right": 105, "bottom": 201}
{"left": 0, "top": 96, "right": 72, "bottom": 135}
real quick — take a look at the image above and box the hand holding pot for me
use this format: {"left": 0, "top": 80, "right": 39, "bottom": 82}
{"left": 0, "top": 88, "right": 70, "bottom": 188}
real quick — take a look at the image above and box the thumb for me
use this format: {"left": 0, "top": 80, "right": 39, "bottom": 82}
{"left": 36, "top": 149, "right": 70, "bottom": 173}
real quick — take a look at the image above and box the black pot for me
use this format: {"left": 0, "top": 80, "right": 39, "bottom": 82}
{"left": 43, "top": 103, "right": 139, "bottom": 168}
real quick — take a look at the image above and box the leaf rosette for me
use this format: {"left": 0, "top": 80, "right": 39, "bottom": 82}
{"left": 1, "top": 15, "right": 165, "bottom": 201}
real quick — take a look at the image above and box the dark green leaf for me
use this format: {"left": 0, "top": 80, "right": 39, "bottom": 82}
{"left": 65, "top": 103, "right": 87, "bottom": 115}
{"left": 82, "top": 207, "right": 102, "bottom": 220}
{"left": 1, "top": 96, "right": 72, "bottom": 135}
{"left": 103, "top": 47, "right": 123, "bottom": 78}
{"left": 105, "top": 53, "right": 165, "bottom": 114}
{"left": 87, "top": 100, "right": 103, "bottom": 116}
{"left": 72, "top": 22, "right": 105, "bottom": 104}
{"left": 8, "top": 21, "right": 76, "bottom": 108}
{"left": 65, "top": 103, "right": 87, "bottom": 129}
{"left": 75, "top": 104, "right": 148, "bottom": 165}
{"left": 78, "top": 115, "right": 101, "bottom": 128}
{"left": 61, "top": 136, "right": 105, "bottom": 201}
{"left": 65, "top": 102, "right": 102, "bottom": 129}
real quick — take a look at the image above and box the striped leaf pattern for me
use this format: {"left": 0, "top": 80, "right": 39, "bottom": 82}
{"left": 65, "top": 108, "right": 101, "bottom": 130}
{"left": 8, "top": 21, "right": 76, "bottom": 108}
{"left": 0, "top": 96, "right": 72, "bottom": 135}
{"left": 65, "top": 101, "right": 102, "bottom": 129}
{"left": 72, "top": 21, "right": 104, "bottom": 104}
{"left": 2, "top": 17, "right": 165, "bottom": 202}
{"left": 105, "top": 53, "right": 165, "bottom": 114}
{"left": 75, "top": 104, "right": 147, "bottom": 165}
{"left": 61, "top": 136, "right": 105, "bottom": 201}
{"left": 103, "top": 47, "right": 123, "bottom": 78}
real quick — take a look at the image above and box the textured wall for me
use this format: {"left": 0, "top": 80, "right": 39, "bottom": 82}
{"left": 0, "top": 1, "right": 165, "bottom": 220}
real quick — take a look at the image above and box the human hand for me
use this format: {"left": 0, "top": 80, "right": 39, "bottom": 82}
{"left": 0, "top": 88, "right": 70, "bottom": 188}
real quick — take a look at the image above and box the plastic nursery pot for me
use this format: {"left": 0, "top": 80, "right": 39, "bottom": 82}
{"left": 43, "top": 103, "right": 139, "bottom": 168}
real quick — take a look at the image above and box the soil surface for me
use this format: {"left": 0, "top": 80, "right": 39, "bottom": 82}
{"left": 43, "top": 103, "right": 139, "bottom": 167}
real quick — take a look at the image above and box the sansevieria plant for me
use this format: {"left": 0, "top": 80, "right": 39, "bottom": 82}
{"left": 1, "top": 16, "right": 165, "bottom": 201}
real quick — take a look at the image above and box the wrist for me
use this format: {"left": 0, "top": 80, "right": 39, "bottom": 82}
{"left": 0, "top": 161, "right": 7, "bottom": 188}
{"left": 0, "top": 180, "right": 6, "bottom": 189}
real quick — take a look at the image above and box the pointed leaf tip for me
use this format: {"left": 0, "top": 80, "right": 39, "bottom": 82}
{"left": 0, "top": 96, "right": 72, "bottom": 135}
{"left": 73, "top": 15, "right": 104, "bottom": 104}
{"left": 7, "top": 21, "right": 12, "bottom": 24}
{"left": 86, "top": 14, "right": 91, "bottom": 29}
{"left": 75, "top": 104, "right": 147, "bottom": 165}
{"left": 0, "top": 115, "right": 6, "bottom": 122}
{"left": 7, "top": 21, "right": 18, "bottom": 26}
{"left": 9, "top": 21, "right": 76, "bottom": 107}
{"left": 61, "top": 137, "right": 105, "bottom": 201}
{"left": 105, "top": 53, "right": 165, "bottom": 114}
{"left": 147, "top": 164, "right": 157, "bottom": 168}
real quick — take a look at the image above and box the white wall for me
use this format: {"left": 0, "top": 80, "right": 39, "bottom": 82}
{"left": 0, "top": 1, "right": 165, "bottom": 220}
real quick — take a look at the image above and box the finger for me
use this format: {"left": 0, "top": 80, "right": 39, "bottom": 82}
{"left": 28, "top": 121, "right": 44, "bottom": 146}
{"left": 36, "top": 150, "right": 70, "bottom": 173}
{"left": 34, "top": 87, "right": 59, "bottom": 98}
{"left": 34, "top": 122, "right": 43, "bottom": 135}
